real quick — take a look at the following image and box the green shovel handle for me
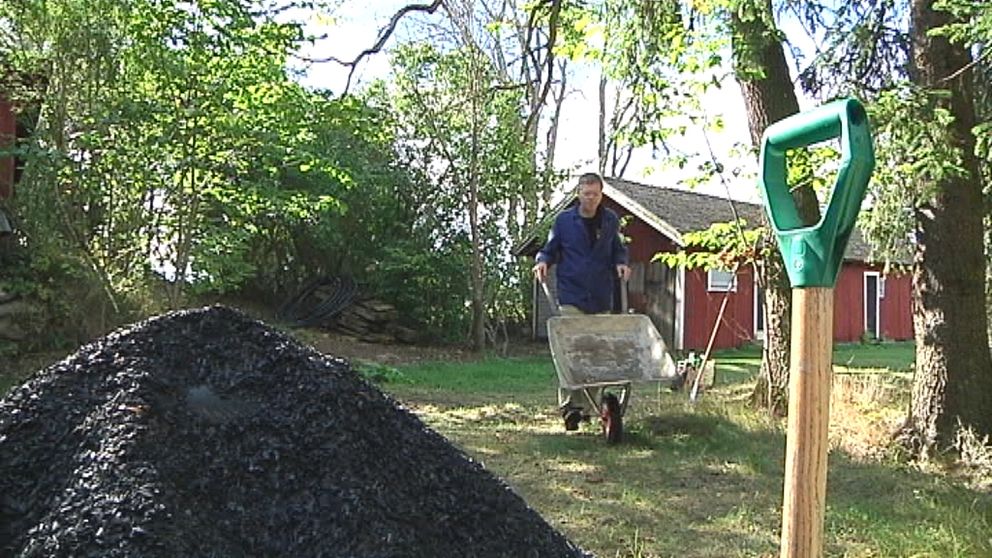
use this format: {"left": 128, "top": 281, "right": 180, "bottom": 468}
{"left": 759, "top": 98, "right": 875, "bottom": 287}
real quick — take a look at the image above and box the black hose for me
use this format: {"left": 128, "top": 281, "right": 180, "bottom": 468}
{"left": 280, "top": 276, "right": 357, "bottom": 328}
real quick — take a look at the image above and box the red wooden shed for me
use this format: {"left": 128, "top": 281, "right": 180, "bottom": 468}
{"left": 514, "top": 177, "right": 913, "bottom": 351}
{"left": 0, "top": 95, "right": 15, "bottom": 200}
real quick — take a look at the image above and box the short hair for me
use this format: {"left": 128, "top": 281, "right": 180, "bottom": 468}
{"left": 577, "top": 172, "right": 603, "bottom": 191}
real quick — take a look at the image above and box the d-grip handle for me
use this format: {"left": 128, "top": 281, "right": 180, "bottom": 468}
{"left": 759, "top": 98, "right": 875, "bottom": 288}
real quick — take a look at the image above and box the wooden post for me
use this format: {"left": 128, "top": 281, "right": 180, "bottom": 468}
{"left": 780, "top": 287, "right": 833, "bottom": 558}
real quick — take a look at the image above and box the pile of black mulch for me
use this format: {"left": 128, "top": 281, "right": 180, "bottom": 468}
{"left": 0, "top": 306, "right": 590, "bottom": 558}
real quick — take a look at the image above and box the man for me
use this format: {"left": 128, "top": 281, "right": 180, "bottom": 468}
{"left": 532, "top": 172, "right": 631, "bottom": 431}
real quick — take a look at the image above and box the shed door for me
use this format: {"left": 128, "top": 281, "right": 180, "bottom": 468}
{"left": 645, "top": 262, "right": 677, "bottom": 350}
{"left": 864, "top": 272, "right": 880, "bottom": 340}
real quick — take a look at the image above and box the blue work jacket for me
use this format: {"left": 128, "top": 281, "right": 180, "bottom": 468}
{"left": 536, "top": 206, "right": 628, "bottom": 313}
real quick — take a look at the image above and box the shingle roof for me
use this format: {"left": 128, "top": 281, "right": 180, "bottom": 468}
{"left": 605, "top": 177, "right": 766, "bottom": 237}
{"left": 515, "top": 176, "right": 906, "bottom": 264}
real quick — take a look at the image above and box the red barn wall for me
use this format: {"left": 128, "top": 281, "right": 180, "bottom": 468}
{"left": 595, "top": 198, "right": 914, "bottom": 350}
{"left": 833, "top": 264, "right": 864, "bottom": 342}
{"left": 605, "top": 199, "right": 679, "bottom": 258}
{"left": 0, "top": 97, "right": 15, "bottom": 199}
{"left": 833, "top": 263, "right": 914, "bottom": 342}
{"left": 604, "top": 199, "right": 678, "bottom": 311}
{"left": 880, "top": 270, "right": 913, "bottom": 341}
{"left": 683, "top": 266, "right": 755, "bottom": 351}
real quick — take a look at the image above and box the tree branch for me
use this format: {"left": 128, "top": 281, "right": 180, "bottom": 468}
{"left": 300, "top": 0, "right": 445, "bottom": 95}
{"left": 523, "top": 0, "right": 562, "bottom": 138}
{"left": 940, "top": 46, "right": 992, "bottom": 84}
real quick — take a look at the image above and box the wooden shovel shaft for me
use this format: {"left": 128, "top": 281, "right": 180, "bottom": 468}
{"left": 781, "top": 287, "right": 833, "bottom": 558}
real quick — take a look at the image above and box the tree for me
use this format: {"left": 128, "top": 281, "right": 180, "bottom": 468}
{"left": 931, "top": 0, "right": 992, "bottom": 357}
{"left": 729, "top": 0, "right": 821, "bottom": 413}
{"left": 898, "top": 0, "right": 992, "bottom": 455}
{"left": 590, "top": 0, "right": 686, "bottom": 177}
{"left": 0, "top": 0, "right": 420, "bottom": 341}
{"left": 384, "top": 42, "right": 533, "bottom": 349}
{"left": 783, "top": 0, "right": 992, "bottom": 453}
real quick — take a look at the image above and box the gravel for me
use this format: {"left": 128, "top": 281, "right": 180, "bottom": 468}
{"left": 0, "top": 306, "right": 590, "bottom": 557}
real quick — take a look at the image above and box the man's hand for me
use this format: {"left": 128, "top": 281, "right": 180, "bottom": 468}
{"left": 533, "top": 261, "right": 549, "bottom": 282}
{"left": 616, "top": 264, "right": 631, "bottom": 281}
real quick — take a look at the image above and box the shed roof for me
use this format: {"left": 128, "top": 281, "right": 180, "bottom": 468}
{"left": 514, "top": 176, "right": 906, "bottom": 264}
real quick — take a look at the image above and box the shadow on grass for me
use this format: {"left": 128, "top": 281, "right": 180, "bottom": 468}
{"left": 492, "top": 408, "right": 786, "bottom": 556}
{"left": 417, "top": 395, "right": 990, "bottom": 558}
{"left": 823, "top": 452, "right": 992, "bottom": 557}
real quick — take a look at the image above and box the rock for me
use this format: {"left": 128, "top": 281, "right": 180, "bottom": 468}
{"left": 0, "top": 288, "right": 17, "bottom": 304}
{"left": 0, "top": 299, "right": 38, "bottom": 318}
{"left": 0, "top": 316, "right": 27, "bottom": 341}
{"left": 388, "top": 324, "right": 420, "bottom": 344}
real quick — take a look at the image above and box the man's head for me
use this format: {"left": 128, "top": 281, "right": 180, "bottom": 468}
{"left": 576, "top": 173, "right": 603, "bottom": 217}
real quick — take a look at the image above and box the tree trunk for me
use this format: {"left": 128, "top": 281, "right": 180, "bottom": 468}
{"left": 730, "top": 0, "right": 821, "bottom": 413}
{"left": 902, "top": 0, "right": 992, "bottom": 456}
{"left": 598, "top": 69, "right": 607, "bottom": 175}
{"left": 751, "top": 255, "right": 792, "bottom": 414}
{"left": 468, "top": 53, "right": 486, "bottom": 352}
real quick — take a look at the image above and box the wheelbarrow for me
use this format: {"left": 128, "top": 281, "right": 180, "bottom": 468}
{"left": 540, "top": 280, "right": 679, "bottom": 443}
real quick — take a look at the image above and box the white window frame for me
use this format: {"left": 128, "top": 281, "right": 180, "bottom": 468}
{"left": 707, "top": 268, "right": 737, "bottom": 292}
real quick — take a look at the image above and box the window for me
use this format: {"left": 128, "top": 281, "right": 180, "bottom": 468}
{"left": 707, "top": 269, "right": 737, "bottom": 292}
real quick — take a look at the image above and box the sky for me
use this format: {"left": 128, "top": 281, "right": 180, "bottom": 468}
{"left": 287, "top": 1, "right": 822, "bottom": 205}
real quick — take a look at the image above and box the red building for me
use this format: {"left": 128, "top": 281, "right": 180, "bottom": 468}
{"left": 515, "top": 177, "right": 914, "bottom": 351}
{"left": 0, "top": 95, "right": 15, "bottom": 200}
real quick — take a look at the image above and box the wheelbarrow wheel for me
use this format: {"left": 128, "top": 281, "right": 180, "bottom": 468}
{"left": 600, "top": 392, "right": 623, "bottom": 444}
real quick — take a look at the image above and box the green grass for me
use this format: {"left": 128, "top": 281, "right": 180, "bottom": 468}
{"left": 695, "top": 341, "right": 916, "bottom": 378}
{"left": 380, "top": 342, "right": 991, "bottom": 558}
{"left": 373, "top": 356, "right": 557, "bottom": 394}
{"left": 833, "top": 341, "right": 915, "bottom": 373}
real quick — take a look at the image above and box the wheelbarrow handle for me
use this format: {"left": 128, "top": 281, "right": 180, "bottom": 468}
{"left": 539, "top": 278, "right": 561, "bottom": 317}
{"left": 620, "top": 277, "right": 628, "bottom": 314}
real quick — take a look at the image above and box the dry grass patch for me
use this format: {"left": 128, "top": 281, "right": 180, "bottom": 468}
{"left": 829, "top": 372, "right": 910, "bottom": 460}
{"left": 374, "top": 347, "right": 991, "bottom": 557}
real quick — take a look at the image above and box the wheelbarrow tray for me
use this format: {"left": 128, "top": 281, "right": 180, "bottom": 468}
{"left": 547, "top": 314, "right": 679, "bottom": 391}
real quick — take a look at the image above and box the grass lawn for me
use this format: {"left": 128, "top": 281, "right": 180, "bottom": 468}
{"left": 377, "top": 341, "right": 991, "bottom": 558}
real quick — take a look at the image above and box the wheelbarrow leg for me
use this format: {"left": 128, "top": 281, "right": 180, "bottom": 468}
{"left": 617, "top": 383, "right": 632, "bottom": 416}
{"left": 581, "top": 388, "right": 600, "bottom": 412}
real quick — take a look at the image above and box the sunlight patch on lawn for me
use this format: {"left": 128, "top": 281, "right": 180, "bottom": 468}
{"left": 441, "top": 402, "right": 529, "bottom": 423}
{"left": 406, "top": 402, "right": 530, "bottom": 424}
{"left": 546, "top": 460, "right": 599, "bottom": 475}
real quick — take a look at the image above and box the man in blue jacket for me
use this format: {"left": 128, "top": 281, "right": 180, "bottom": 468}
{"left": 532, "top": 173, "right": 631, "bottom": 431}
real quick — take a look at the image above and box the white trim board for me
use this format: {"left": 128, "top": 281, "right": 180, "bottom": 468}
{"left": 675, "top": 267, "right": 686, "bottom": 351}
{"left": 603, "top": 181, "right": 684, "bottom": 246}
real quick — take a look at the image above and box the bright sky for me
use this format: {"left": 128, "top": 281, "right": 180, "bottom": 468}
{"left": 290, "top": 1, "right": 820, "bottom": 205}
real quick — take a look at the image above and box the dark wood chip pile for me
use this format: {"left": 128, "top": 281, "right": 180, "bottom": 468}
{"left": 0, "top": 306, "right": 590, "bottom": 558}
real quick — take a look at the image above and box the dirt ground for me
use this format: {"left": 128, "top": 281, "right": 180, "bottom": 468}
{"left": 302, "top": 329, "right": 549, "bottom": 367}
